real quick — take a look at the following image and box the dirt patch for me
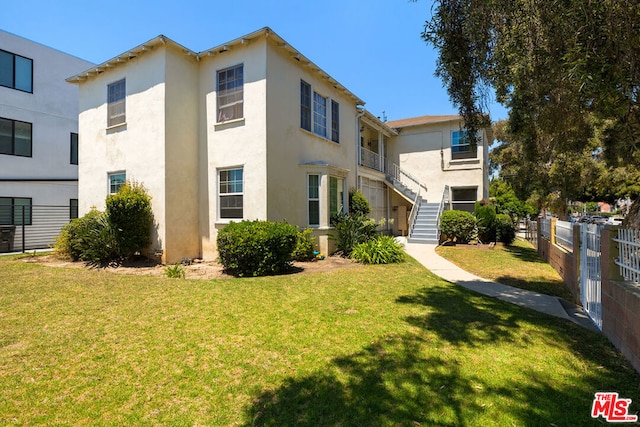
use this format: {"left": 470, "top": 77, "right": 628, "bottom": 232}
{"left": 29, "top": 254, "right": 361, "bottom": 280}
{"left": 441, "top": 241, "right": 500, "bottom": 250}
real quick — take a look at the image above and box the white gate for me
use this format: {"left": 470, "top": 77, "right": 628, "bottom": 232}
{"left": 580, "top": 224, "right": 602, "bottom": 330}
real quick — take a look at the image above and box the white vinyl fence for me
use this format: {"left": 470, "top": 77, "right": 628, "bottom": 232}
{"left": 614, "top": 228, "right": 640, "bottom": 285}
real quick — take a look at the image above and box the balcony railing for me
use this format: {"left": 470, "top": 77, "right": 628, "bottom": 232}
{"left": 359, "top": 146, "right": 384, "bottom": 173}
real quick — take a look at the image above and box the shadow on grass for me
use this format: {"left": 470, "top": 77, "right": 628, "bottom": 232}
{"left": 492, "top": 275, "right": 573, "bottom": 300}
{"left": 243, "top": 283, "right": 640, "bottom": 426}
{"left": 502, "top": 242, "right": 548, "bottom": 264}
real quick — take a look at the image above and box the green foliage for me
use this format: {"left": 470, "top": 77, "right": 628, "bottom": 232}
{"left": 165, "top": 263, "right": 186, "bottom": 279}
{"left": 350, "top": 235, "right": 406, "bottom": 264}
{"left": 217, "top": 220, "right": 298, "bottom": 277}
{"left": 54, "top": 209, "right": 120, "bottom": 264}
{"left": 106, "top": 182, "right": 153, "bottom": 259}
{"left": 474, "top": 202, "right": 497, "bottom": 243}
{"left": 330, "top": 212, "right": 379, "bottom": 256}
{"left": 292, "top": 228, "right": 316, "bottom": 262}
{"left": 490, "top": 178, "right": 536, "bottom": 219}
{"left": 439, "top": 210, "right": 477, "bottom": 244}
{"left": 495, "top": 214, "right": 516, "bottom": 245}
{"left": 349, "top": 189, "right": 371, "bottom": 216}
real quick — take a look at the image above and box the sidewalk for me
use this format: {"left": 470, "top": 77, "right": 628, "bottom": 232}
{"left": 403, "top": 241, "right": 599, "bottom": 331}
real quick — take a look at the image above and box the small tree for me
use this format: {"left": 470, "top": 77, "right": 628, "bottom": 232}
{"left": 349, "top": 189, "right": 371, "bottom": 216}
{"left": 105, "top": 181, "right": 153, "bottom": 259}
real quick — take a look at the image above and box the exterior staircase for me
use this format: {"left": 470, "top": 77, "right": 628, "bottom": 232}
{"left": 408, "top": 202, "right": 440, "bottom": 244}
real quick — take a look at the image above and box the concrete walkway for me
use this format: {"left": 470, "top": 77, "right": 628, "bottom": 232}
{"left": 403, "top": 241, "right": 599, "bottom": 331}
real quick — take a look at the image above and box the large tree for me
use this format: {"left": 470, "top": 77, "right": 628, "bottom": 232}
{"left": 422, "top": 0, "right": 640, "bottom": 224}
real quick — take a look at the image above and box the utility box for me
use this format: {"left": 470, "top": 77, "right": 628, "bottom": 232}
{"left": 0, "top": 226, "right": 16, "bottom": 253}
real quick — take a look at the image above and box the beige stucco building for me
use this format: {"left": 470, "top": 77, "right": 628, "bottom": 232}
{"left": 69, "top": 28, "right": 489, "bottom": 263}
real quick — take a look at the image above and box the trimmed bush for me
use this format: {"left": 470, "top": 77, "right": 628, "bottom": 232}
{"left": 292, "top": 228, "right": 316, "bottom": 262}
{"left": 331, "top": 212, "right": 378, "bottom": 256}
{"left": 495, "top": 213, "right": 516, "bottom": 244}
{"left": 439, "top": 210, "right": 477, "bottom": 244}
{"left": 349, "top": 189, "right": 371, "bottom": 216}
{"left": 351, "top": 235, "right": 406, "bottom": 264}
{"left": 105, "top": 182, "right": 153, "bottom": 259}
{"left": 54, "top": 209, "right": 119, "bottom": 263}
{"left": 475, "top": 202, "right": 497, "bottom": 243}
{"left": 217, "top": 220, "right": 298, "bottom": 277}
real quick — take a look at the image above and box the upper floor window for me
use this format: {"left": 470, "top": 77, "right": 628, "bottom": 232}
{"left": 0, "top": 49, "right": 33, "bottom": 93}
{"left": 219, "top": 167, "right": 243, "bottom": 219}
{"left": 451, "top": 130, "right": 476, "bottom": 160}
{"left": 0, "top": 117, "right": 32, "bottom": 157}
{"left": 108, "top": 171, "right": 126, "bottom": 194}
{"left": 107, "top": 79, "right": 126, "bottom": 127}
{"left": 0, "top": 197, "right": 32, "bottom": 226}
{"left": 217, "top": 64, "right": 243, "bottom": 122}
{"left": 70, "top": 133, "right": 78, "bottom": 165}
{"left": 300, "top": 80, "right": 339, "bottom": 143}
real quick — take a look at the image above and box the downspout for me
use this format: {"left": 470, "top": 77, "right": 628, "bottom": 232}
{"left": 355, "top": 106, "right": 365, "bottom": 190}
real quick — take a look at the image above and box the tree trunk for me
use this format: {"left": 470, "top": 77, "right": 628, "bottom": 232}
{"left": 623, "top": 195, "right": 640, "bottom": 230}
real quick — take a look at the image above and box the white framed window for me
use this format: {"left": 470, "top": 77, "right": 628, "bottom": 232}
{"left": 107, "top": 79, "right": 126, "bottom": 127}
{"left": 219, "top": 167, "right": 243, "bottom": 219}
{"left": 108, "top": 171, "right": 126, "bottom": 194}
{"left": 217, "top": 64, "right": 244, "bottom": 122}
{"left": 308, "top": 174, "right": 320, "bottom": 226}
{"left": 300, "top": 79, "right": 339, "bottom": 143}
{"left": 329, "top": 176, "right": 344, "bottom": 218}
{"left": 452, "top": 130, "right": 476, "bottom": 159}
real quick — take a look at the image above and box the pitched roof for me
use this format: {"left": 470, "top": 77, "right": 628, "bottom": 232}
{"left": 386, "top": 114, "right": 462, "bottom": 129}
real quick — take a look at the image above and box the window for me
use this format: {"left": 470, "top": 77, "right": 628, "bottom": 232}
{"left": 452, "top": 130, "right": 476, "bottom": 160}
{"left": 300, "top": 80, "right": 339, "bottom": 142}
{"left": 331, "top": 100, "right": 340, "bottom": 143}
{"left": 0, "top": 49, "right": 33, "bottom": 93}
{"left": 70, "top": 199, "right": 78, "bottom": 220}
{"left": 108, "top": 172, "right": 126, "bottom": 194}
{"left": 313, "top": 92, "right": 327, "bottom": 138}
{"left": 308, "top": 174, "right": 320, "bottom": 226}
{"left": 219, "top": 168, "right": 243, "bottom": 219}
{"left": 300, "top": 80, "right": 311, "bottom": 131}
{"left": 0, "top": 117, "right": 32, "bottom": 157}
{"left": 329, "top": 176, "right": 344, "bottom": 218}
{"left": 217, "top": 64, "right": 243, "bottom": 122}
{"left": 0, "top": 197, "right": 32, "bottom": 225}
{"left": 107, "top": 79, "right": 126, "bottom": 127}
{"left": 70, "top": 133, "right": 78, "bottom": 165}
{"left": 451, "top": 187, "right": 477, "bottom": 213}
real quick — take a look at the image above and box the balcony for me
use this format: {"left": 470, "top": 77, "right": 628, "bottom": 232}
{"left": 360, "top": 146, "right": 385, "bottom": 173}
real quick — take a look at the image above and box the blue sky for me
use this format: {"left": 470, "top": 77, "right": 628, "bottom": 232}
{"left": 1, "top": 0, "right": 507, "bottom": 122}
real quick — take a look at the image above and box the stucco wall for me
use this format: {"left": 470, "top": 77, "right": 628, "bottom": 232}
{"left": 77, "top": 47, "right": 168, "bottom": 255}
{"left": 199, "top": 39, "right": 269, "bottom": 259}
{"left": 264, "top": 41, "right": 358, "bottom": 254}
{"left": 387, "top": 120, "right": 488, "bottom": 205}
{"left": 0, "top": 30, "right": 93, "bottom": 205}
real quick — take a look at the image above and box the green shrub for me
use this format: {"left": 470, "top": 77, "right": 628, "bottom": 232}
{"left": 495, "top": 213, "right": 516, "bottom": 244}
{"left": 105, "top": 182, "right": 153, "bottom": 259}
{"left": 475, "top": 202, "right": 497, "bottom": 243}
{"left": 54, "top": 209, "right": 120, "bottom": 264}
{"left": 292, "top": 228, "right": 316, "bottom": 262}
{"left": 217, "top": 220, "right": 298, "bottom": 277}
{"left": 439, "top": 210, "right": 477, "bottom": 244}
{"left": 331, "top": 212, "right": 378, "bottom": 256}
{"left": 349, "top": 189, "right": 371, "bottom": 216}
{"left": 350, "top": 235, "right": 406, "bottom": 264}
{"left": 165, "top": 263, "right": 186, "bottom": 279}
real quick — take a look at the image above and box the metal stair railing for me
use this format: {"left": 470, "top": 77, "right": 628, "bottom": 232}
{"left": 408, "top": 188, "right": 422, "bottom": 239}
{"left": 435, "top": 185, "right": 450, "bottom": 243}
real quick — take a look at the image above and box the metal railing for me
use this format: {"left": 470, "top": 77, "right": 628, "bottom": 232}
{"left": 525, "top": 219, "right": 538, "bottom": 248}
{"left": 614, "top": 228, "right": 640, "bottom": 285}
{"left": 407, "top": 188, "right": 422, "bottom": 237}
{"left": 436, "top": 185, "right": 450, "bottom": 242}
{"left": 0, "top": 205, "right": 72, "bottom": 253}
{"left": 555, "top": 220, "right": 574, "bottom": 251}
{"left": 359, "top": 147, "right": 384, "bottom": 173}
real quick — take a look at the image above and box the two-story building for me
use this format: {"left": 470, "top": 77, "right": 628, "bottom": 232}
{"left": 68, "top": 27, "right": 489, "bottom": 263}
{"left": 0, "top": 30, "right": 94, "bottom": 251}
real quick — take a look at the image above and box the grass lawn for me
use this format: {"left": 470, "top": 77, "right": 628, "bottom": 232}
{"left": 436, "top": 238, "right": 574, "bottom": 301}
{"left": 1, "top": 254, "right": 639, "bottom": 426}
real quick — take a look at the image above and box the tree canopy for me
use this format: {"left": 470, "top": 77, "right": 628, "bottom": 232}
{"left": 422, "top": 0, "right": 640, "bottom": 222}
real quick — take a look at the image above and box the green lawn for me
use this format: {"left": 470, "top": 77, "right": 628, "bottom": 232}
{"left": 1, "top": 254, "right": 639, "bottom": 425}
{"left": 436, "top": 238, "right": 574, "bottom": 300}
